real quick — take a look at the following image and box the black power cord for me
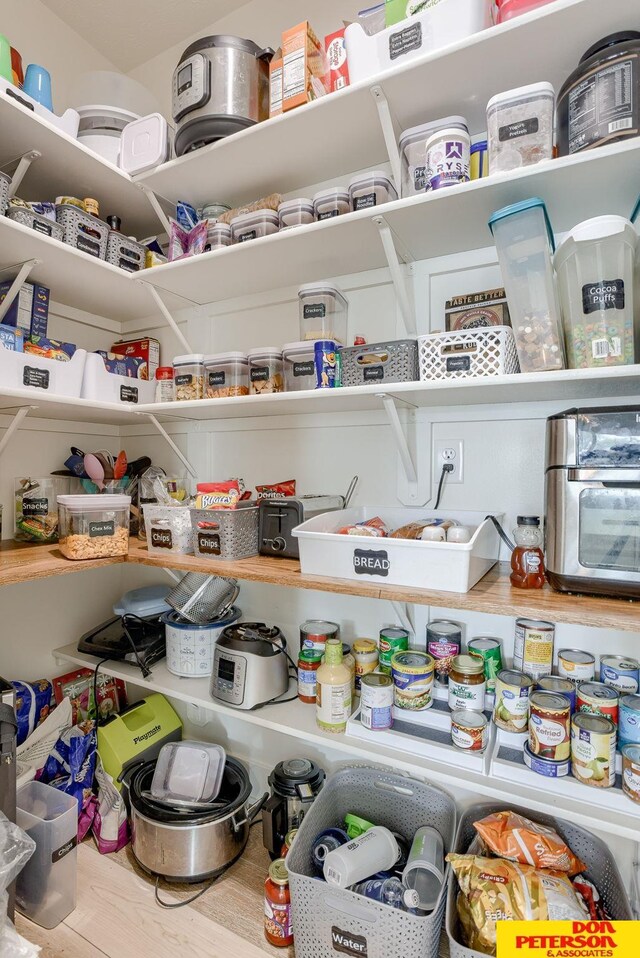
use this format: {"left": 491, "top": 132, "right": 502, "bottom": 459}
{"left": 434, "top": 463, "right": 454, "bottom": 510}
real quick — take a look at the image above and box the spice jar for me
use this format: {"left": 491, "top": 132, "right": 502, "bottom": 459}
{"left": 155, "top": 366, "right": 175, "bottom": 403}
{"left": 264, "top": 859, "right": 293, "bottom": 947}
{"left": 248, "top": 347, "right": 284, "bottom": 394}
{"left": 298, "top": 649, "right": 323, "bottom": 704}
{"left": 173, "top": 354, "right": 205, "bottom": 401}
{"left": 352, "top": 639, "right": 379, "bottom": 691}
{"left": 448, "top": 654, "right": 486, "bottom": 712}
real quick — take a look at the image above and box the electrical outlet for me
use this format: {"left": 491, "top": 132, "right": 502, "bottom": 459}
{"left": 434, "top": 439, "right": 464, "bottom": 484}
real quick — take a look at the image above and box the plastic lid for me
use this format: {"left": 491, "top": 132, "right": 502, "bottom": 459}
{"left": 425, "top": 127, "right": 470, "bottom": 149}
{"left": 313, "top": 187, "right": 349, "bottom": 201}
{"left": 114, "top": 585, "right": 171, "bottom": 618}
{"left": 348, "top": 170, "right": 394, "bottom": 187}
{"left": 487, "top": 82, "right": 554, "bottom": 112}
{"left": 57, "top": 494, "right": 131, "bottom": 511}
{"left": 203, "top": 351, "right": 249, "bottom": 364}
{"left": 151, "top": 741, "right": 226, "bottom": 805}
{"left": 399, "top": 116, "right": 468, "bottom": 148}
{"left": 299, "top": 649, "right": 323, "bottom": 663}
{"left": 120, "top": 113, "right": 168, "bottom": 174}
{"left": 268, "top": 859, "right": 289, "bottom": 886}
{"left": 555, "top": 215, "right": 637, "bottom": 271}
{"left": 488, "top": 197, "right": 555, "bottom": 251}
{"left": 206, "top": 222, "right": 231, "bottom": 234}
{"left": 230, "top": 208, "right": 279, "bottom": 227}
{"left": 173, "top": 353, "right": 204, "bottom": 365}
{"left": 298, "top": 283, "right": 348, "bottom": 306}
{"left": 452, "top": 654, "right": 484, "bottom": 675}
{"left": 470, "top": 139, "right": 487, "bottom": 152}
{"left": 247, "top": 347, "right": 282, "bottom": 359}
{"left": 278, "top": 197, "right": 313, "bottom": 212}
{"left": 470, "top": 131, "right": 487, "bottom": 145}
{"left": 283, "top": 340, "right": 317, "bottom": 355}
{"left": 581, "top": 31, "right": 640, "bottom": 64}
{"left": 517, "top": 516, "right": 540, "bottom": 526}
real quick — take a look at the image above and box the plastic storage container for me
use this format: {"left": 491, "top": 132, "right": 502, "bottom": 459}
{"left": 7, "top": 207, "right": 65, "bottom": 242}
{"left": 151, "top": 741, "right": 227, "bottom": 804}
{"left": 204, "top": 352, "right": 249, "bottom": 398}
{"left": 106, "top": 231, "right": 145, "bottom": 272}
{"left": 0, "top": 343, "right": 87, "bottom": 398}
{"left": 487, "top": 82, "right": 554, "bottom": 174}
{"left": 14, "top": 476, "right": 73, "bottom": 542}
{"left": 119, "top": 112, "right": 170, "bottom": 175}
{"left": 418, "top": 327, "right": 520, "bottom": 380}
{"left": 205, "top": 222, "right": 231, "bottom": 251}
{"left": 278, "top": 198, "right": 314, "bottom": 229}
{"left": 173, "top": 354, "right": 205, "bottom": 401}
{"left": 348, "top": 171, "right": 398, "bottom": 211}
{"left": 247, "top": 347, "right": 284, "bottom": 394}
{"left": 57, "top": 493, "right": 131, "bottom": 560}
{"left": 340, "top": 339, "right": 418, "bottom": 386}
{"left": 488, "top": 198, "right": 565, "bottom": 372}
{"left": 496, "top": 0, "right": 556, "bottom": 21}
{"left": 283, "top": 341, "right": 318, "bottom": 391}
{"left": 425, "top": 127, "right": 471, "bottom": 190}
{"left": 191, "top": 502, "right": 259, "bottom": 561}
{"left": 298, "top": 284, "right": 348, "bottom": 344}
{"left": 81, "top": 351, "right": 156, "bottom": 405}
{"left": 313, "top": 187, "right": 350, "bottom": 221}
{"left": 55, "top": 204, "right": 109, "bottom": 258}
{"left": 230, "top": 208, "right": 279, "bottom": 244}
{"left": 399, "top": 117, "right": 470, "bottom": 196}
{"left": 143, "top": 504, "right": 194, "bottom": 555}
{"left": 16, "top": 780, "right": 78, "bottom": 929}
{"left": 163, "top": 607, "right": 241, "bottom": 677}
{"left": 555, "top": 215, "right": 638, "bottom": 368}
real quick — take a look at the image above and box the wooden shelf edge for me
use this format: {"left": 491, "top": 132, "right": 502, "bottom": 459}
{"left": 0, "top": 540, "right": 125, "bottom": 586}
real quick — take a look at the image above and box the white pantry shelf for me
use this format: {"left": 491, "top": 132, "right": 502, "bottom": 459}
{"left": 0, "top": 388, "right": 143, "bottom": 426}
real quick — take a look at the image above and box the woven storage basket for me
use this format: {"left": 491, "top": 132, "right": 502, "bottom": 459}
{"left": 0, "top": 172, "right": 11, "bottom": 217}
{"left": 419, "top": 326, "right": 520, "bottom": 381}
{"left": 7, "top": 207, "right": 65, "bottom": 242}
{"left": 55, "top": 204, "right": 109, "bottom": 258}
{"left": 446, "top": 801, "right": 633, "bottom": 958}
{"left": 106, "top": 231, "right": 145, "bottom": 272}
{"left": 340, "top": 339, "right": 418, "bottom": 387}
{"left": 287, "top": 766, "right": 456, "bottom": 958}
{"left": 191, "top": 503, "right": 259, "bottom": 561}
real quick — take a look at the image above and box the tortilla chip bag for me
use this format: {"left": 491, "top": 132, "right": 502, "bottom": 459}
{"left": 473, "top": 810, "right": 586, "bottom": 875}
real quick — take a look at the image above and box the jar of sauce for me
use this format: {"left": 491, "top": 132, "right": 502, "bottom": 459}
{"left": 298, "top": 649, "right": 323, "bottom": 704}
{"left": 264, "top": 859, "right": 293, "bottom": 947}
{"left": 510, "top": 516, "right": 545, "bottom": 589}
{"left": 448, "top": 655, "right": 486, "bottom": 712}
{"left": 352, "top": 639, "right": 378, "bottom": 691}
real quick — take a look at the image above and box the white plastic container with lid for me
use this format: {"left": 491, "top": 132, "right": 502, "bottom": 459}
{"left": 283, "top": 341, "right": 318, "bottom": 391}
{"left": 278, "top": 198, "right": 314, "bottom": 230}
{"left": 399, "top": 117, "right": 468, "bottom": 197}
{"left": 487, "top": 82, "right": 554, "bottom": 175}
{"left": 57, "top": 494, "right": 131, "bottom": 560}
{"left": 230, "top": 209, "right": 279, "bottom": 244}
{"left": 203, "top": 352, "right": 249, "bottom": 398}
{"left": 298, "top": 284, "right": 349, "bottom": 344}
{"left": 425, "top": 127, "right": 471, "bottom": 191}
{"left": 151, "top": 741, "right": 227, "bottom": 804}
{"left": 348, "top": 171, "right": 398, "bottom": 211}
{"left": 247, "top": 347, "right": 284, "bottom": 394}
{"left": 173, "top": 353, "right": 205, "bottom": 401}
{"left": 205, "top": 221, "right": 231, "bottom": 251}
{"left": 555, "top": 215, "right": 638, "bottom": 369}
{"left": 313, "top": 187, "right": 350, "bottom": 221}
{"left": 119, "top": 112, "right": 170, "bottom": 175}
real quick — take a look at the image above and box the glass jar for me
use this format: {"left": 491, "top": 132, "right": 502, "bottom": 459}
{"left": 298, "top": 649, "right": 323, "bottom": 704}
{"left": 57, "top": 494, "right": 131, "bottom": 560}
{"left": 352, "top": 639, "right": 379, "bottom": 691}
{"left": 510, "top": 516, "right": 545, "bottom": 589}
{"left": 14, "top": 476, "right": 72, "bottom": 542}
{"left": 155, "top": 366, "right": 175, "bottom": 403}
{"left": 264, "top": 859, "right": 293, "bottom": 947}
{"left": 247, "top": 348, "right": 284, "bottom": 395}
{"left": 173, "top": 354, "right": 205, "bottom": 401}
{"left": 203, "top": 352, "right": 249, "bottom": 398}
{"left": 448, "top": 654, "right": 486, "bottom": 712}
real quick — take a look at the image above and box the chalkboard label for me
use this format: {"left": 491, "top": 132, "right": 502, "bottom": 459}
{"left": 363, "top": 365, "right": 384, "bottom": 382}
{"left": 32, "top": 219, "right": 53, "bottom": 236}
{"left": 89, "top": 521, "right": 115, "bottom": 538}
{"left": 499, "top": 117, "right": 539, "bottom": 141}
{"left": 23, "top": 366, "right": 49, "bottom": 389}
{"left": 76, "top": 234, "right": 101, "bottom": 257}
{"left": 582, "top": 279, "right": 625, "bottom": 314}
{"left": 446, "top": 355, "right": 471, "bottom": 372}
{"left": 251, "top": 366, "right": 269, "bottom": 382}
{"left": 354, "top": 192, "right": 377, "bottom": 211}
{"left": 51, "top": 835, "right": 77, "bottom": 864}
{"left": 151, "top": 527, "right": 173, "bottom": 549}
{"left": 209, "top": 370, "right": 226, "bottom": 387}
{"left": 303, "top": 303, "right": 326, "bottom": 319}
{"left": 22, "top": 498, "right": 48, "bottom": 516}
{"left": 198, "top": 532, "right": 221, "bottom": 555}
{"left": 353, "top": 548, "right": 390, "bottom": 577}
{"left": 293, "top": 360, "right": 315, "bottom": 378}
{"left": 389, "top": 22, "right": 422, "bottom": 61}
{"left": 318, "top": 210, "right": 339, "bottom": 221}
{"left": 175, "top": 373, "right": 193, "bottom": 386}
{"left": 238, "top": 229, "right": 257, "bottom": 243}
{"left": 120, "top": 384, "right": 139, "bottom": 403}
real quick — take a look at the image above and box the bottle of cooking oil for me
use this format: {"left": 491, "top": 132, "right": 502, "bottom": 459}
{"left": 316, "top": 638, "right": 352, "bottom": 733}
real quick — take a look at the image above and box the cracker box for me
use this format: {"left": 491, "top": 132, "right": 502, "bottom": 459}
{"left": 0, "top": 280, "right": 49, "bottom": 337}
{"left": 269, "top": 49, "right": 284, "bottom": 117}
{"left": 445, "top": 288, "right": 511, "bottom": 331}
{"left": 282, "top": 21, "right": 330, "bottom": 112}
{"left": 325, "top": 29, "right": 350, "bottom": 93}
{"left": 111, "top": 337, "right": 160, "bottom": 379}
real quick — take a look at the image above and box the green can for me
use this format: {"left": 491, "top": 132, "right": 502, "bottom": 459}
{"left": 379, "top": 627, "right": 410, "bottom": 674}
{"left": 467, "top": 636, "right": 503, "bottom": 694}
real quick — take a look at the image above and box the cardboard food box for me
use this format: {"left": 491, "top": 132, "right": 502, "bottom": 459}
{"left": 269, "top": 49, "right": 284, "bottom": 117}
{"left": 385, "top": 0, "right": 430, "bottom": 27}
{"left": 325, "top": 28, "right": 350, "bottom": 93}
{"left": 0, "top": 280, "right": 49, "bottom": 337}
{"left": 445, "top": 288, "right": 511, "bottom": 331}
{"left": 282, "top": 21, "right": 330, "bottom": 112}
{"left": 111, "top": 337, "right": 160, "bottom": 379}
{"left": 0, "top": 325, "right": 24, "bottom": 351}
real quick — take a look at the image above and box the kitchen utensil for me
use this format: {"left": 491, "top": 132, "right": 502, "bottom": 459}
{"left": 83, "top": 454, "right": 104, "bottom": 490}
{"left": 151, "top": 741, "right": 226, "bottom": 806}
{"left": 166, "top": 572, "right": 239, "bottom": 625}
{"left": 0, "top": 36, "right": 12, "bottom": 83}
{"left": 113, "top": 451, "right": 127, "bottom": 480}
{"left": 95, "top": 451, "right": 114, "bottom": 481}
{"left": 211, "top": 622, "right": 290, "bottom": 709}
{"left": 262, "top": 758, "right": 325, "bottom": 858}
{"left": 23, "top": 64, "right": 53, "bottom": 111}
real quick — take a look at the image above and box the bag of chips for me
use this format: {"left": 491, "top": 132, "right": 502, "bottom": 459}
{"left": 256, "top": 480, "right": 296, "bottom": 500}
{"left": 473, "top": 810, "right": 586, "bottom": 875}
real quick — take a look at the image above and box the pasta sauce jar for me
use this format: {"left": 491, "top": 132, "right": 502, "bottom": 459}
{"left": 264, "top": 859, "right": 293, "bottom": 947}
{"left": 297, "top": 649, "right": 323, "bottom": 704}
{"left": 448, "top": 655, "right": 486, "bottom": 713}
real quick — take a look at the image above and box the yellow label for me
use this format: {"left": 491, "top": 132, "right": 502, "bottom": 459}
{"left": 497, "top": 921, "right": 639, "bottom": 958}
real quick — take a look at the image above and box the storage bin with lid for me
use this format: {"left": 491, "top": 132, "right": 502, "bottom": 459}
{"left": 204, "top": 352, "right": 249, "bottom": 398}
{"left": 348, "top": 171, "right": 398, "bottom": 211}
{"left": 340, "top": 339, "right": 418, "bottom": 386}
{"left": 163, "top": 608, "right": 241, "bottom": 677}
{"left": 488, "top": 198, "right": 565, "bottom": 373}
{"left": 313, "top": 187, "right": 350, "bottom": 221}
{"left": 283, "top": 341, "right": 317, "bottom": 391}
{"left": 173, "top": 353, "right": 205, "bottom": 401}
{"left": 15, "top": 476, "right": 73, "bottom": 542}
{"left": 487, "top": 82, "right": 554, "bottom": 175}
{"left": 230, "top": 208, "right": 279, "bottom": 243}
{"left": 204, "top": 222, "right": 231, "bottom": 252}
{"left": 247, "top": 347, "right": 284, "bottom": 394}
{"left": 555, "top": 216, "right": 637, "bottom": 368}
{"left": 278, "top": 198, "right": 314, "bottom": 230}
{"left": 151, "top": 741, "right": 227, "bottom": 804}
{"left": 298, "top": 284, "right": 348, "bottom": 345}
{"left": 57, "top": 493, "right": 131, "bottom": 560}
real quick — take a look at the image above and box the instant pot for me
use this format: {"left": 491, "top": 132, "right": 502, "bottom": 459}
{"left": 262, "top": 758, "right": 325, "bottom": 858}
{"left": 210, "top": 622, "right": 290, "bottom": 709}
{"left": 172, "top": 35, "right": 273, "bottom": 156}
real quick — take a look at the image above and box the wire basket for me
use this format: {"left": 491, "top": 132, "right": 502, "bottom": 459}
{"left": 166, "top": 572, "right": 239, "bottom": 625}
{"left": 0, "top": 172, "right": 11, "bottom": 217}
{"left": 191, "top": 503, "right": 259, "bottom": 561}
{"left": 340, "top": 339, "right": 419, "bottom": 387}
{"left": 446, "top": 801, "right": 633, "bottom": 958}
{"left": 7, "top": 207, "right": 65, "bottom": 242}
{"left": 106, "top": 231, "right": 145, "bottom": 272}
{"left": 142, "top": 504, "right": 193, "bottom": 555}
{"left": 287, "top": 765, "right": 456, "bottom": 958}
{"left": 55, "top": 204, "right": 109, "bottom": 258}
{"left": 418, "top": 326, "right": 520, "bottom": 381}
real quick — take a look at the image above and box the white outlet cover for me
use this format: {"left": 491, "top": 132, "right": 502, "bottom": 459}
{"left": 434, "top": 439, "right": 464, "bottom": 483}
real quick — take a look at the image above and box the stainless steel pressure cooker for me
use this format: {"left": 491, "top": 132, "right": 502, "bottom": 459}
{"left": 173, "top": 35, "right": 273, "bottom": 155}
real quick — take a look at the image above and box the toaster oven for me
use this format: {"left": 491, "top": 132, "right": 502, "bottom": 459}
{"left": 545, "top": 406, "right": 640, "bottom": 598}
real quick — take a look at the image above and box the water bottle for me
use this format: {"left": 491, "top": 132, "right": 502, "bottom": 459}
{"left": 352, "top": 877, "right": 419, "bottom": 910}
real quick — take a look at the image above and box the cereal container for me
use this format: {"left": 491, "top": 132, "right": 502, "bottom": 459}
{"left": 313, "top": 187, "right": 350, "bottom": 221}
{"left": 173, "top": 354, "right": 205, "bottom": 401}
{"left": 487, "top": 82, "right": 554, "bottom": 175}
{"left": 248, "top": 347, "right": 284, "bottom": 394}
{"left": 57, "top": 494, "right": 130, "bottom": 560}
{"left": 204, "top": 352, "right": 249, "bottom": 398}
{"left": 298, "top": 284, "right": 348, "bottom": 344}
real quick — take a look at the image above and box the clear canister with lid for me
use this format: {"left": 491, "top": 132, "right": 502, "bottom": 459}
{"left": 204, "top": 352, "right": 249, "bottom": 398}
{"left": 204, "top": 221, "right": 231, "bottom": 252}
{"left": 348, "top": 171, "right": 398, "bottom": 211}
{"left": 298, "top": 284, "right": 348, "bottom": 345}
{"left": 283, "top": 341, "right": 317, "bottom": 391}
{"left": 398, "top": 116, "right": 468, "bottom": 197}
{"left": 313, "top": 187, "right": 350, "bottom": 221}
{"left": 487, "top": 82, "right": 555, "bottom": 175}
{"left": 247, "top": 347, "right": 284, "bottom": 394}
{"left": 230, "top": 208, "right": 279, "bottom": 244}
{"left": 278, "top": 198, "right": 314, "bottom": 230}
{"left": 57, "top": 494, "right": 131, "bottom": 560}
{"left": 173, "top": 354, "right": 205, "bottom": 401}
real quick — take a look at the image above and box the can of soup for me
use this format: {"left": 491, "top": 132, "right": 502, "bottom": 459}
{"left": 622, "top": 744, "right": 640, "bottom": 804}
{"left": 600, "top": 655, "right": 640, "bottom": 695}
{"left": 379, "top": 627, "right": 409, "bottom": 674}
{"left": 426, "top": 620, "right": 461, "bottom": 687}
{"left": 391, "top": 651, "right": 434, "bottom": 711}
{"left": 571, "top": 712, "right": 616, "bottom": 788}
{"left": 513, "top": 618, "right": 555, "bottom": 681}
{"left": 577, "top": 681, "right": 619, "bottom": 726}
{"left": 557, "top": 649, "right": 595, "bottom": 683}
{"left": 300, "top": 619, "right": 339, "bottom": 653}
{"left": 360, "top": 673, "right": 394, "bottom": 730}
{"left": 536, "top": 676, "right": 576, "bottom": 712}
{"left": 529, "top": 691, "right": 571, "bottom": 761}
{"left": 619, "top": 694, "right": 640, "bottom": 748}
{"left": 451, "top": 710, "right": 488, "bottom": 752}
{"left": 494, "top": 669, "right": 534, "bottom": 732}
{"left": 467, "top": 636, "right": 503, "bottom": 694}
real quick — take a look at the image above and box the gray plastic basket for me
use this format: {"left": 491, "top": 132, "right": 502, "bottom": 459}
{"left": 340, "top": 339, "right": 418, "bottom": 387}
{"left": 0, "top": 171, "right": 11, "bottom": 217}
{"left": 7, "top": 207, "right": 65, "bottom": 242}
{"left": 287, "top": 766, "right": 456, "bottom": 958}
{"left": 190, "top": 502, "right": 259, "bottom": 561}
{"left": 106, "top": 231, "right": 145, "bottom": 272}
{"left": 446, "top": 801, "right": 633, "bottom": 958}
{"left": 55, "top": 204, "right": 109, "bottom": 258}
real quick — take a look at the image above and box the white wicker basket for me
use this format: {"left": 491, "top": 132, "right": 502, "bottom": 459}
{"left": 418, "top": 326, "right": 520, "bottom": 381}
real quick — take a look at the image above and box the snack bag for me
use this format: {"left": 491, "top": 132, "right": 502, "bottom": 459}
{"left": 195, "top": 480, "right": 241, "bottom": 510}
{"left": 91, "top": 756, "right": 129, "bottom": 855}
{"left": 337, "top": 516, "right": 388, "bottom": 537}
{"left": 256, "top": 480, "right": 296, "bottom": 500}
{"left": 52, "top": 668, "right": 127, "bottom": 725}
{"left": 12, "top": 679, "right": 52, "bottom": 745}
{"left": 38, "top": 723, "right": 97, "bottom": 838}
{"left": 473, "top": 810, "right": 586, "bottom": 875}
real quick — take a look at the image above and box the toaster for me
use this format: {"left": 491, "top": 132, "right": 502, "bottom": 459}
{"left": 259, "top": 496, "right": 345, "bottom": 559}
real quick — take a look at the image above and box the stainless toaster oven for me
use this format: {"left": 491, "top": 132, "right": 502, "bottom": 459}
{"left": 545, "top": 406, "right": 640, "bottom": 598}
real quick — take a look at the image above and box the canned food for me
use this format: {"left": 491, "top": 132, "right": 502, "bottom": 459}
{"left": 513, "top": 618, "right": 555, "bottom": 680}
{"left": 577, "top": 681, "right": 619, "bottom": 726}
{"left": 426, "top": 620, "right": 461, "bottom": 687}
{"left": 557, "top": 649, "right": 595, "bottom": 683}
{"left": 451, "top": 710, "right": 488, "bottom": 752}
{"left": 494, "top": 669, "right": 534, "bottom": 732}
{"left": 571, "top": 713, "right": 616, "bottom": 788}
{"left": 523, "top": 741, "right": 571, "bottom": 778}
{"left": 619, "top": 694, "right": 640, "bottom": 748}
{"left": 622, "top": 744, "right": 640, "bottom": 804}
{"left": 300, "top": 619, "right": 339, "bottom": 653}
{"left": 360, "top": 673, "right": 394, "bottom": 730}
{"left": 391, "top": 651, "right": 434, "bottom": 711}
{"left": 379, "top": 627, "right": 410, "bottom": 674}
{"left": 467, "top": 636, "right": 503, "bottom": 694}
{"left": 352, "top": 639, "right": 379, "bottom": 691}
{"left": 536, "top": 676, "right": 576, "bottom": 713}
{"left": 600, "top": 655, "right": 640, "bottom": 695}
{"left": 528, "top": 691, "right": 571, "bottom": 761}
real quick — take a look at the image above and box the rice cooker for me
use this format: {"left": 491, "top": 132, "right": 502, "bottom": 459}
{"left": 210, "top": 622, "right": 290, "bottom": 709}
{"left": 162, "top": 607, "right": 241, "bottom": 678}
{"left": 172, "top": 35, "right": 274, "bottom": 156}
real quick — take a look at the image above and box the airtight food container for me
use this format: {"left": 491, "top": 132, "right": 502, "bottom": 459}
{"left": 348, "top": 171, "right": 398, "bottom": 211}
{"left": 487, "top": 82, "right": 554, "bottom": 175}
{"left": 555, "top": 215, "right": 638, "bottom": 368}
{"left": 204, "top": 352, "right": 249, "bottom": 398}
{"left": 278, "top": 198, "right": 314, "bottom": 230}
{"left": 204, "top": 222, "right": 231, "bottom": 252}
{"left": 298, "top": 283, "right": 349, "bottom": 344}
{"left": 313, "top": 187, "right": 350, "bottom": 221}
{"left": 57, "top": 494, "right": 131, "bottom": 560}
{"left": 173, "top": 353, "right": 205, "bottom": 401}
{"left": 399, "top": 116, "right": 468, "bottom": 197}
{"left": 283, "top": 341, "right": 318, "bottom": 391}
{"left": 247, "top": 347, "right": 284, "bottom": 394}
{"left": 230, "top": 208, "right": 279, "bottom": 244}
{"left": 151, "top": 741, "right": 227, "bottom": 802}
